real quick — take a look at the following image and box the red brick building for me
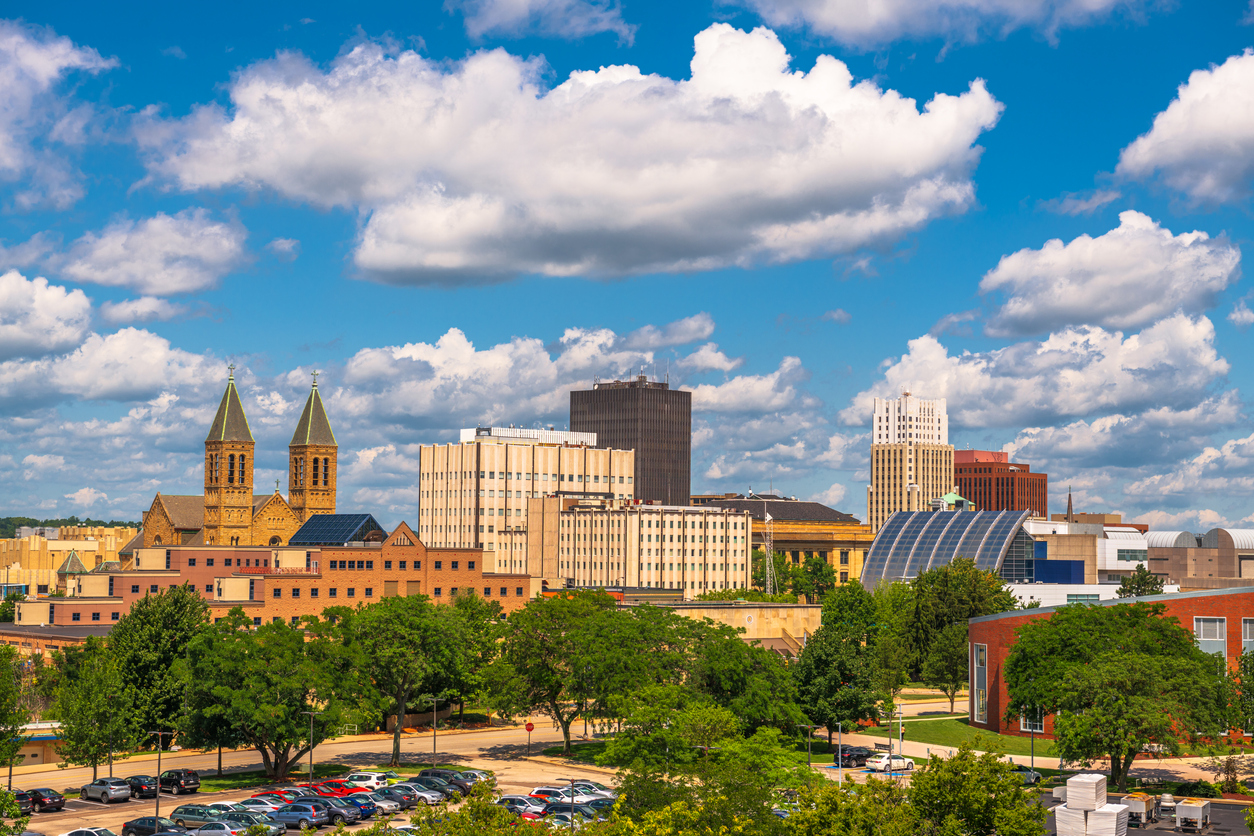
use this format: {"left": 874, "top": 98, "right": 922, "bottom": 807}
{"left": 15, "top": 521, "right": 537, "bottom": 630}
{"left": 968, "top": 587, "right": 1252, "bottom": 738}
{"left": 954, "top": 450, "right": 1048, "bottom": 518}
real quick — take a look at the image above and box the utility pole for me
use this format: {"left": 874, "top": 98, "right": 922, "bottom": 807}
{"left": 300, "top": 711, "right": 323, "bottom": 785}
{"left": 799, "top": 725, "right": 819, "bottom": 769}
{"left": 431, "top": 696, "right": 438, "bottom": 770}
{"left": 836, "top": 722, "right": 844, "bottom": 786}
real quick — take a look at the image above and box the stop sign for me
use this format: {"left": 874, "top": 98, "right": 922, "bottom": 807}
{"left": 525, "top": 722, "right": 534, "bottom": 732}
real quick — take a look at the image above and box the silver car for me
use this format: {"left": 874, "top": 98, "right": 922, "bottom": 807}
{"left": 391, "top": 784, "right": 443, "bottom": 806}
{"left": 187, "top": 823, "right": 249, "bottom": 836}
{"left": 353, "top": 792, "right": 400, "bottom": 815}
{"left": 80, "top": 778, "right": 132, "bottom": 804}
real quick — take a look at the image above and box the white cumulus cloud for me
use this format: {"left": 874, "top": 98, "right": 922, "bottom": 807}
{"left": 621, "top": 312, "right": 715, "bottom": 350}
{"left": 450, "top": 0, "right": 637, "bottom": 43}
{"left": 980, "top": 211, "right": 1240, "bottom": 337}
{"left": 1125, "top": 430, "right": 1254, "bottom": 498}
{"left": 678, "top": 343, "right": 744, "bottom": 373}
{"left": 687, "top": 356, "right": 811, "bottom": 413}
{"left": 60, "top": 209, "right": 247, "bottom": 295}
{"left": 736, "top": 0, "right": 1156, "bottom": 47}
{"left": 137, "top": 24, "right": 1001, "bottom": 283}
{"left": 100, "top": 296, "right": 190, "bottom": 324}
{"left": 0, "top": 20, "right": 116, "bottom": 208}
{"left": 841, "top": 314, "right": 1230, "bottom": 429}
{"left": 1230, "top": 301, "right": 1254, "bottom": 329}
{"left": 0, "top": 270, "right": 91, "bottom": 360}
{"left": 64, "top": 486, "right": 107, "bottom": 506}
{"left": 1118, "top": 50, "right": 1254, "bottom": 204}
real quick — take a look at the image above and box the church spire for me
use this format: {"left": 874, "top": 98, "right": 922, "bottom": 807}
{"left": 1066, "top": 486, "right": 1074, "bottom": 523}
{"left": 288, "top": 372, "right": 337, "bottom": 522}
{"left": 206, "top": 365, "right": 254, "bottom": 443}
{"left": 289, "top": 372, "right": 337, "bottom": 446}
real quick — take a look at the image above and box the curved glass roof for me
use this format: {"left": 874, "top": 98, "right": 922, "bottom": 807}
{"left": 1145, "top": 531, "right": 1195, "bottom": 548}
{"left": 862, "top": 509, "right": 1031, "bottom": 584}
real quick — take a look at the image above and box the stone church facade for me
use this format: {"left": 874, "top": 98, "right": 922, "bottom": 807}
{"left": 142, "top": 371, "right": 338, "bottom": 548}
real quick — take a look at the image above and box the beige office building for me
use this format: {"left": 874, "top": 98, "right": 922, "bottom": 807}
{"left": 866, "top": 394, "right": 955, "bottom": 532}
{"left": 418, "top": 427, "right": 635, "bottom": 574}
{"left": 527, "top": 497, "right": 752, "bottom": 597}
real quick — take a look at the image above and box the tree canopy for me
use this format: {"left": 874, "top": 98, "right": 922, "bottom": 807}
{"left": 1116, "top": 564, "right": 1165, "bottom": 598}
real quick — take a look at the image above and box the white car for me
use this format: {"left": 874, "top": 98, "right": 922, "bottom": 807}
{"left": 572, "top": 781, "right": 616, "bottom": 798}
{"left": 345, "top": 772, "right": 390, "bottom": 790}
{"left": 235, "top": 798, "right": 283, "bottom": 813}
{"left": 62, "top": 830, "right": 120, "bottom": 836}
{"left": 866, "top": 754, "right": 915, "bottom": 773}
{"left": 532, "top": 787, "right": 601, "bottom": 805}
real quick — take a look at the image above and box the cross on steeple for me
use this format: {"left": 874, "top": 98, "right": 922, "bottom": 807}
{"left": 275, "top": 479, "right": 280, "bottom": 493}
{"left": 228, "top": 363, "right": 236, "bottom": 381}
{"left": 312, "top": 370, "right": 319, "bottom": 388}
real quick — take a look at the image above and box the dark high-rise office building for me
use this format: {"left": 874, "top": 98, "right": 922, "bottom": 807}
{"left": 570, "top": 376, "right": 691, "bottom": 506}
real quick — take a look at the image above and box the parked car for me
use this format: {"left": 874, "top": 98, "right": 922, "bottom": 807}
{"left": 396, "top": 778, "right": 460, "bottom": 800}
{"left": 59, "top": 829, "right": 120, "bottom": 836}
{"left": 343, "top": 773, "right": 389, "bottom": 790}
{"left": 26, "top": 789, "right": 65, "bottom": 812}
{"left": 299, "top": 797, "right": 361, "bottom": 827}
{"left": 159, "top": 771, "right": 201, "bottom": 795}
{"left": 234, "top": 799, "right": 283, "bottom": 814}
{"left": 530, "top": 787, "right": 600, "bottom": 806}
{"left": 571, "top": 781, "right": 614, "bottom": 799}
{"left": 541, "top": 802, "right": 603, "bottom": 821}
{"left": 12, "top": 792, "right": 33, "bottom": 815}
{"left": 121, "top": 817, "right": 185, "bottom": 836}
{"left": 496, "top": 796, "right": 546, "bottom": 817}
{"left": 865, "top": 754, "right": 915, "bottom": 773}
{"left": 217, "top": 812, "right": 284, "bottom": 836}
{"left": 417, "top": 769, "right": 473, "bottom": 794}
{"left": 203, "top": 804, "right": 250, "bottom": 814}
{"left": 351, "top": 792, "right": 399, "bottom": 815}
{"left": 338, "top": 795, "right": 377, "bottom": 819}
{"left": 80, "top": 778, "right": 132, "bottom": 804}
{"left": 459, "top": 770, "right": 495, "bottom": 787}
{"left": 544, "top": 812, "right": 583, "bottom": 830}
{"left": 309, "top": 780, "right": 357, "bottom": 797}
{"left": 1010, "top": 765, "right": 1042, "bottom": 785}
{"left": 390, "top": 784, "right": 443, "bottom": 806}
{"left": 373, "top": 786, "right": 419, "bottom": 810}
{"left": 126, "top": 777, "right": 159, "bottom": 799}
{"left": 251, "top": 791, "right": 303, "bottom": 805}
{"left": 271, "top": 804, "right": 329, "bottom": 831}
{"left": 168, "top": 806, "right": 225, "bottom": 829}
{"left": 584, "top": 797, "right": 616, "bottom": 814}
{"left": 185, "top": 822, "right": 249, "bottom": 836}
{"left": 835, "top": 746, "right": 874, "bottom": 768}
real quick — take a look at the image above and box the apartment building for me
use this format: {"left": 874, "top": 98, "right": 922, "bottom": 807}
{"left": 418, "top": 427, "right": 635, "bottom": 575}
{"left": 526, "top": 497, "right": 751, "bottom": 597}
{"left": 866, "top": 393, "right": 955, "bottom": 532}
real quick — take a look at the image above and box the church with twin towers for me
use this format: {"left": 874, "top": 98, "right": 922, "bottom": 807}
{"left": 142, "top": 368, "right": 339, "bottom": 548}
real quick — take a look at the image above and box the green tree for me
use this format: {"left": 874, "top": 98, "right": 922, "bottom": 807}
{"left": 1005, "top": 602, "right": 1233, "bottom": 791}
{"left": 178, "top": 609, "right": 376, "bottom": 780}
{"left": 488, "top": 590, "right": 619, "bottom": 753}
{"left": 907, "top": 558, "right": 1015, "bottom": 678}
{"left": 447, "top": 590, "right": 504, "bottom": 720}
{"left": 752, "top": 549, "right": 797, "bottom": 597}
{"left": 688, "top": 624, "right": 806, "bottom": 733}
{"left": 339, "top": 594, "right": 454, "bottom": 768}
{"left": 873, "top": 630, "right": 909, "bottom": 721}
{"left": 786, "top": 778, "right": 918, "bottom": 836}
{"left": 1116, "top": 564, "right": 1165, "bottom": 598}
{"left": 109, "top": 583, "right": 209, "bottom": 733}
{"left": 696, "top": 587, "right": 796, "bottom": 604}
{"left": 921, "top": 622, "right": 969, "bottom": 713}
{"left": 908, "top": 743, "right": 1046, "bottom": 836}
{"left": 51, "top": 637, "right": 138, "bottom": 779}
{"left": 0, "top": 648, "right": 31, "bottom": 782}
{"left": 1236, "top": 649, "right": 1254, "bottom": 734}
{"left": 820, "top": 580, "right": 878, "bottom": 642}
{"left": 789, "top": 557, "right": 837, "bottom": 604}
{"left": 793, "top": 623, "right": 878, "bottom": 750}
{"left": 0, "top": 594, "right": 23, "bottom": 624}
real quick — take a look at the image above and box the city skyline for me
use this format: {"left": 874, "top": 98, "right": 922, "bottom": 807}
{"left": 1, "top": 1, "right": 1253, "bottom": 531}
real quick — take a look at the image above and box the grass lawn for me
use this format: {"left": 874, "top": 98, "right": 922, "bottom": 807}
{"left": 198, "top": 764, "right": 349, "bottom": 792}
{"left": 860, "top": 718, "right": 1058, "bottom": 759}
{"left": 369, "top": 762, "right": 471, "bottom": 773}
{"left": 539, "top": 741, "right": 607, "bottom": 764}
{"left": 899, "top": 693, "right": 964, "bottom": 703}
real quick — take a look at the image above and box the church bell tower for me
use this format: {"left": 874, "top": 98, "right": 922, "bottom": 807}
{"left": 288, "top": 373, "right": 338, "bottom": 522}
{"left": 203, "top": 366, "right": 256, "bottom": 546}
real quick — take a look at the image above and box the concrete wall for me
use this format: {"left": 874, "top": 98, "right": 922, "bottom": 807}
{"left": 660, "top": 603, "right": 822, "bottom": 641}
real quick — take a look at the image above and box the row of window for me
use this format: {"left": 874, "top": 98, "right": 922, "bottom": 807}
{"left": 424, "top": 471, "right": 633, "bottom": 483}
{"left": 70, "top": 612, "right": 120, "bottom": 622}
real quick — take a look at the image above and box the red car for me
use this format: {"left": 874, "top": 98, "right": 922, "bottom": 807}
{"left": 311, "top": 781, "right": 358, "bottom": 797}
{"left": 253, "top": 790, "right": 303, "bottom": 804}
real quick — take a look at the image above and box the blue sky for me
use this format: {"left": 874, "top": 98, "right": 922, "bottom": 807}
{"left": 2, "top": 0, "right": 1254, "bottom": 532}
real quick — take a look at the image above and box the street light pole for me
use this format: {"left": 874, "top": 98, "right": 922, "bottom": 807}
{"left": 300, "top": 711, "right": 323, "bottom": 785}
{"left": 431, "top": 695, "right": 438, "bottom": 770}
{"left": 799, "top": 725, "right": 819, "bottom": 769}
{"left": 837, "top": 722, "right": 844, "bottom": 786}
{"left": 147, "top": 731, "right": 164, "bottom": 819}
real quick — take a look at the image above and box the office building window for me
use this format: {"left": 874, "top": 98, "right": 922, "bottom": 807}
{"left": 385, "top": 561, "right": 392, "bottom": 570}
{"left": 1020, "top": 707, "right": 1043, "bottom": 734}
{"left": 72, "top": 613, "right": 81, "bottom": 622}
{"left": 187, "top": 558, "right": 197, "bottom": 567}
{"left": 452, "top": 561, "right": 459, "bottom": 570}
{"left": 150, "top": 584, "right": 159, "bottom": 593}
{"left": 206, "top": 558, "right": 214, "bottom": 567}
{"left": 516, "top": 587, "right": 524, "bottom": 596}
{"left": 347, "top": 588, "right": 356, "bottom": 598}
{"left": 311, "top": 588, "right": 319, "bottom": 598}
{"left": 501, "top": 587, "right": 508, "bottom": 596}
{"left": 840, "top": 571, "right": 848, "bottom": 582}
{"left": 839, "top": 550, "right": 849, "bottom": 565}
{"left": 91, "top": 612, "right": 100, "bottom": 621}
{"left": 273, "top": 588, "right": 281, "bottom": 598}
{"left": 484, "top": 587, "right": 492, "bottom": 595}
{"left": 1065, "top": 594, "right": 1100, "bottom": 604}
{"left": 111, "top": 612, "right": 120, "bottom": 621}
{"left": 365, "top": 588, "right": 373, "bottom": 598}
{"left": 292, "top": 588, "right": 300, "bottom": 598}
{"left": 399, "top": 561, "right": 407, "bottom": 570}
{"left": 131, "top": 585, "right": 140, "bottom": 594}
{"left": 1196, "top": 617, "right": 1226, "bottom": 655}
{"left": 973, "top": 644, "right": 987, "bottom": 723}
{"left": 205, "top": 584, "right": 212, "bottom": 593}
{"left": 254, "top": 617, "right": 262, "bottom": 626}
{"left": 1244, "top": 618, "right": 1254, "bottom": 654}
{"left": 468, "top": 561, "right": 475, "bottom": 570}
{"left": 450, "top": 588, "right": 458, "bottom": 596}
{"left": 435, "top": 561, "right": 442, "bottom": 570}
{"left": 366, "top": 561, "right": 374, "bottom": 569}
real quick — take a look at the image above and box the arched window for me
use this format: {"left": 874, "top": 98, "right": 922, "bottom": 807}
{"left": 228, "top": 454, "right": 236, "bottom": 484}
{"left": 239, "top": 454, "right": 247, "bottom": 483}
{"left": 153, "top": 535, "right": 162, "bottom": 545}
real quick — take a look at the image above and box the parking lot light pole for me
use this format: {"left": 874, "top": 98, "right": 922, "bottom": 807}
{"left": 565, "top": 778, "right": 577, "bottom": 835}
{"left": 799, "top": 725, "right": 819, "bottom": 769}
{"left": 836, "top": 723, "right": 844, "bottom": 786}
{"left": 301, "top": 711, "right": 323, "bottom": 785}
{"left": 147, "top": 730, "right": 164, "bottom": 819}
{"left": 431, "top": 696, "right": 438, "bottom": 770}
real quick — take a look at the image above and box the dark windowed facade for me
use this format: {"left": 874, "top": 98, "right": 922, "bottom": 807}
{"left": 955, "top": 454, "right": 1048, "bottom": 518}
{"left": 570, "top": 376, "right": 691, "bottom": 506}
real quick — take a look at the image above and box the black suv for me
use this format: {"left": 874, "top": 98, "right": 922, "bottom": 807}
{"left": 836, "top": 746, "right": 873, "bottom": 768}
{"left": 160, "top": 770, "right": 201, "bottom": 795}
{"left": 126, "top": 776, "right": 159, "bottom": 799}
{"left": 417, "top": 769, "right": 473, "bottom": 794}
